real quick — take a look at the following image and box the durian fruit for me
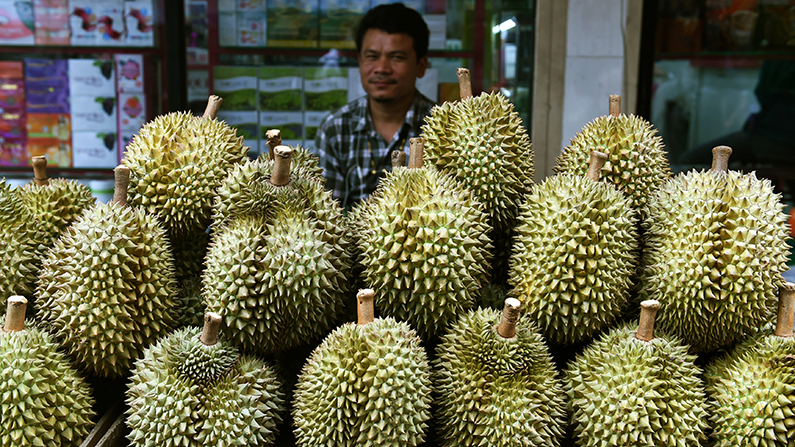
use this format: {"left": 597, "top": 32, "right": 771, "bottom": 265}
{"left": 509, "top": 151, "right": 639, "bottom": 345}
{"left": 704, "top": 283, "right": 795, "bottom": 447}
{"left": 0, "top": 179, "right": 48, "bottom": 313}
{"left": 293, "top": 289, "right": 432, "bottom": 446}
{"left": 555, "top": 95, "right": 671, "bottom": 218}
{"left": 473, "top": 283, "right": 509, "bottom": 311}
{"left": 352, "top": 138, "right": 493, "bottom": 339}
{"left": 421, "top": 68, "right": 534, "bottom": 233}
{"left": 126, "top": 312, "right": 285, "bottom": 446}
{"left": 36, "top": 166, "right": 179, "bottom": 377}
{"left": 18, "top": 157, "right": 96, "bottom": 245}
{"left": 170, "top": 231, "right": 209, "bottom": 328}
{"left": 433, "top": 299, "right": 566, "bottom": 446}
{"left": 565, "top": 300, "right": 709, "bottom": 447}
{"left": 640, "top": 146, "right": 790, "bottom": 353}
{"left": 0, "top": 296, "right": 96, "bottom": 447}
{"left": 203, "top": 145, "right": 350, "bottom": 353}
{"left": 122, "top": 95, "right": 248, "bottom": 238}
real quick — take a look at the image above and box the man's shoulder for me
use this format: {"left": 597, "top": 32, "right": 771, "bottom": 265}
{"left": 322, "top": 96, "right": 368, "bottom": 124}
{"left": 414, "top": 91, "right": 437, "bottom": 117}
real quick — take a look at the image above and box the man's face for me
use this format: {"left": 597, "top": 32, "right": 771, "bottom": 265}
{"left": 358, "top": 29, "right": 427, "bottom": 104}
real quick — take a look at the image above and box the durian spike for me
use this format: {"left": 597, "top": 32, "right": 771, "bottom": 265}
{"left": 497, "top": 298, "right": 521, "bottom": 338}
{"left": 775, "top": 282, "right": 795, "bottom": 338}
{"left": 3, "top": 296, "right": 27, "bottom": 333}
{"left": 31, "top": 155, "right": 49, "bottom": 186}
{"left": 203, "top": 95, "right": 223, "bottom": 119}
{"left": 711, "top": 146, "right": 732, "bottom": 172}
{"left": 408, "top": 137, "right": 424, "bottom": 169}
{"left": 585, "top": 150, "right": 608, "bottom": 182}
{"left": 270, "top": 145, "right": 293, "bottom": 186}
{"left": 265, "top": 129, "right": 281, "bottom": 161}
{"left": 635, "top": 299, "right": 660, "bottom": 342}
{"left": 357, "top": 289, "right": 375, "bottom": 326}
{"left": 391, "top": 149, "right": 407, "bottom": 168}
{"left": 200, "top": 312, "right": 222, "bottom": 346}
{"left": 457, "top": 68, "right": 472, "bottom": 99}
{"left": 112, "top": 165, "right": 131, "bottom": 206}
{"left": 609, "top": 94, "right": 621, "bottom": 117}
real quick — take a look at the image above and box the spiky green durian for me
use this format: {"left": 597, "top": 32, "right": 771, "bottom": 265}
{"left": 354, "top": 166, "right": 492, "bottom": 339}
{"left": 0, "top": 180, "right": 48, "bottom": 311}
{"left": 36, "top": 200, "right": 179, "bottom": 377}
{"left": 421, "top": 91, "right": 534, "bottom": 232}
{"left": 203, "top": 205, "right": 348, "bottom": 354}
{"left": 509, "top": 172, "right": 639, "bottom": 345}
{"left": 123, "top": 109, "right": 248, "bottom": 237}
{"left": 126, "top": 325, "right": 284, "bottom": 446}
{"left": 555, "top": 98, "right": 671, "bottom": 218}
{"left": 565, "top": 319, "right": 708, "bottom": 446}
{"left": 0, "top": 310, "right": 96, "bottom": 447}
{"left": 18, "top": 178, "right": 95, "bottom": 244}
{"left": 640, "top": 159, "right": 790, "bottom": 353}
{"left": 474, "top": 283, "right": 509, "bottom": 311}
{"left": 170, "top": 230, "right": 208, "bottom": 283}
{"left": 174, "top": 277, "right": 205, "bottom": 328}
{"left": 433, "top": 306, "right": 566, "bottom": 446}
{"left": 293, "top": 317, "right": 432, "bottom": 446}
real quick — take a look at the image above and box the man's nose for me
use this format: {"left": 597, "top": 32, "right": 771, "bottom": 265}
{"left": 373, "top": 56, "right": 391, "bottom": 72}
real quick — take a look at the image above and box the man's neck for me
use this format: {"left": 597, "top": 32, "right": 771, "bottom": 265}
{"left": 368, "top": 90, "right": 416, "bottom": 143}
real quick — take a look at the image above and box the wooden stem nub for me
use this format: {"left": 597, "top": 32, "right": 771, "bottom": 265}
{"left": 391, "top": 150, "right": 407, "bottom": 168}
{"left": 31, "top": 156, "right": 49, "bottom": 186}
{"left": 3, "top": 296, "right": 27, "bottom": 333}
{"left": 586, "top": 150, "right": 608, "bottom": 182}
{"left": 203, "top": 95, "right": 223, "bottom": 119}
{"left": 609, "top": 94, "right": 621, "bottom": 117}
{"left": 200, "top": 312, "right": 222, "bottom": 346}
{"left": 265, "top": 129, "right": 281, "bottom": 161}
{"left": 635, "top": 299, "right": 660, "bottom": 342}
{"left": 112, "top": 165, "right": 131, "bottom": 206}
{"left": 357, "top": 289, "right": 375, "bottom": 326}
{"left": 270, "top": 145, "right": 293, "bottom": 186}
{"left": 497, "top": 298, "right": 521, "bottom": 339}
{"left": 775, "top": 282, "right": 795, "bottom": 338}
{"left": 457, "top": 68, "right": 473, "bottom": 99}
{"left": 711, "top": 146, "right": 732, "bottom": 173}
{"left": 408, "top": 137, "right": 424, "bottom": 169}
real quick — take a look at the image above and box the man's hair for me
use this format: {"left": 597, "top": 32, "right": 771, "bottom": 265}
{"left": 355, "top": 3, "right": 430, "bottom": 60}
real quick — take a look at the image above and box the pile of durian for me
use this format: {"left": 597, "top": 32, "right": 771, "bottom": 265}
{"left": 1, "top": 70, "right": 794, "bottom": 447}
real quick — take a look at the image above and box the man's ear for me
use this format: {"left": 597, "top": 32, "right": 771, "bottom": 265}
{"left": 416, "top": 56, "right": 428, "bottom": 78}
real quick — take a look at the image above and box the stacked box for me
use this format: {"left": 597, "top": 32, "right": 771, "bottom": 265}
{"left": 215, "top": 66, "right": 258, "bottom": 156}
{"left": 319, "top": 0, "right": 367, "bottom": 49}
{"left": 0, "top": 62, "right": 27, "bottom": 166}
{"left": 25, "top": 58, "right": 69, "bottom": 166}
{"left": 70, "top": 58, "right": 118, "bottom": 168}
{"left": 0, "top": 0, "right": 35, "bottom": 45}
{"left": 304, "top": 67, "right": 347, "bottom": 113}
{"left": 34, "top": 0, "right": 70, "bottom": 45}
{"left": 266, "top": 0, "right": 318, "bottom": 47}
{"left": 116, "top": 54, "right": 145, "bottom": 157}
{"left": 218, "top": 0, "right": 266, "bottom": 47}
{"left": 27, "top": 113, "right": 71, "bottom": 167}
{"left": 258, "top": 66, "right": 302, "bottom": 148}
{"left": 124, "top": 0, "right": 154, "bottom": 47}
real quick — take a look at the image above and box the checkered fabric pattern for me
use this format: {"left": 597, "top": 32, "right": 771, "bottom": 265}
{"left": 312, "top": 91, "right": 436, "bottom": 209}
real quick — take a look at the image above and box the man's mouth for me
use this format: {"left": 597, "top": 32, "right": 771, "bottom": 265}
{"left": 369, "top": 78, "right": 395, "bottom": 86}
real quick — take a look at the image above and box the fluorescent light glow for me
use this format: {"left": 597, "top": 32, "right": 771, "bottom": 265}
{"left": 492, "top": 19, "right": 516, "bottom": 34}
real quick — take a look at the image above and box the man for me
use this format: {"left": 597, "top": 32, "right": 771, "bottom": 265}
{"left": 313, "top": 3, "right": 435, "bottom": 209}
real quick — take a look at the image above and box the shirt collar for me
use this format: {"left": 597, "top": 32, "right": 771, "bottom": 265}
{"left": 355, "top": 89, "right": 424, "bottom": 134}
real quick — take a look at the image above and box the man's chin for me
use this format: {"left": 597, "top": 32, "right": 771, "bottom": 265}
{"left": 369, "top": 94, "right": 396, "bottom": 103}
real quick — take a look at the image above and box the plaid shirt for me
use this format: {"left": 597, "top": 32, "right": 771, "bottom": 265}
{"left": 312, "top": 91, "right": 436, "bottom": 208}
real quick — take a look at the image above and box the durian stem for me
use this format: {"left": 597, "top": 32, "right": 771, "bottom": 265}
{"left": 200, "top": 312, "right": 222, "bottom": 346}
{"left": 711, "top": 146, "right": 732, "bottom": 172}
{"left": 270, "top": 145, "right": 293, "bottom": 186}
{"left": 265, "top": 129, "right": 281, "bottom": 162}
{"left": 497, "top": 298, "right": 521, "bottom": 338}
{"left": 609, "top": 94, "right": 621, "bottom": 117}
{"left": 357, "top": 289, "right": 375, "bottom": 326}
{"left": 112, "top": 166, "right": 130, "bottom": 206}
{"left": 408, "top": 137, "right": 424, "bottom": 169}
{"left": 586, "top": 150, "right": 608, "bottom": 182}
{"left": 203, "top": 95, "right": 223, "bottom": 119}
{"left": 775, "top": 282, "right": 795, "bottom": 338}
{"left": 636, "top": 299, "right": 660, "bottom": 342}
{"left": 391, "top": 149, "right": 407, "bottom": 168}
{"left": 3, "top": 296, "right": 27, "bottom": 332}
{"left": 31, "top": 156, "right": 49, "bottom": 186}
{"left": 457, "top": 68, "right": 473, "bottom": 99}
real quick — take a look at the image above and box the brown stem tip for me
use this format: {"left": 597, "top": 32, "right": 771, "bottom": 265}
{"left": 270, "top": 145, "right": 293, "bottom": 186}
{"left": 391, "top": 150, "right": 407, "bottom": 168}
{"left": 200, "top": 312, "right": 222, "bottom": 346}
{"left": 497, "top": 298, "right": 521, "bottom": 338}
{"left": 776, "top": 282, "right": 795, "bottom": 338}
{"left": 31, "top": 156, "right": 49, "bottom": 186}
{"left": 711, "top": 146, "right": 732, "bottom": 173}
{"left": 4, "top": 296, "right": 27, "bottom": 333}
{"left": 609, "top": 95, "right": 621, "bottom": 117}
{"left": 586, "top": 150, "right": 608, "bottom": 182}
{"left": 112, "top": 165, "right": 131, "bottom": 206}
{"left": 408, "top": 137, "right": 424, "bottom": 169}
{"left": 203, "top": 95, "right": 223, "bottom": 119}
{"left": 357, "top": 289, "right": 375, "bottom": 326}
{"left": 457, "top": 68, "right": 473, "bottom": 99}
{"left": 265, "top": 129, "right": 282, "bottom": 161}
{"left": 636, "top": 299, "right": 660, "bottom": 342}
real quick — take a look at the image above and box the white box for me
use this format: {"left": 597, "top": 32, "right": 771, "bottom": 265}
{"left": 118, "top": 92, "right": 146, "bottom": 132}
{"left": 72, "top": 130, "right": 119, "bottom": 168}
{"left": 68, "top": 59, "right": 115, "bottom": 96}
{"left": 71, "top": 95, "right": 118, "bottom": 132}
{"left": 116, "top": 54, "right": 144, "bottom": 93}
{"left": 124, "top": 1, "right": 154, "bottom": 47}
